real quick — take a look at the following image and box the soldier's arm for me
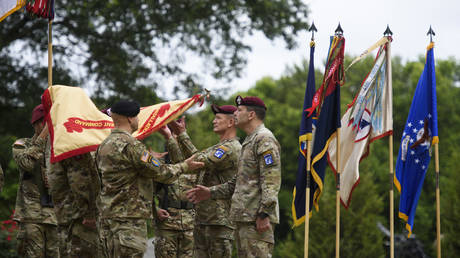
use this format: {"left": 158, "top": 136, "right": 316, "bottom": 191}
{"left": 126, "top": 141, "right": 188, "bottom": 184}
{"left": 12, "top": 137, "right": 46, "bottom": 172}
{"left": 177, "top": 131, "right": 199, "bottom": 158}
{"left": 209, "top": 173, "right": 236, "bottom": 199}
{"left": 256, "top": 137, "right": 281, "bottom": 219}
{"left": 166, "top": 137, "right": 185, "bottom": 163}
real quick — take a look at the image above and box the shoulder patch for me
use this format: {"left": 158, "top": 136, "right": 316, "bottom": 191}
{"left": 263, "top": 150, "right": 274, "bottom": 166}
{"left": 13, "top": 139, "right": 26, "bottom": 147}
{"left": 151, "top": 157, "right": 160, "bottom": 167}
{"left": 213, "top": 145, "right": 229, "bottom": 159}
{"left": 140, "top": 151, "right": 150, "bottom": 163}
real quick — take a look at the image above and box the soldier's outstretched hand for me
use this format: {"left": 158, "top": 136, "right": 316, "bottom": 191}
{"left": 184, "top": 154, "right": 204, "bottom": 171}
{"left": 186, "top": 185, "right": 210, "bottom": 204}
{"left": 168, "top": 116, "right": 186, "bottom": 135}
{"left": 39, "top": 123, "right": 49, "bottom": 139}
{"left": 158, "top": 125, "right": 173, "bottom": 139}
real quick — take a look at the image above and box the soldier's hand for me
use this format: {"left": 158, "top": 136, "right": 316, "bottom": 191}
{"left": 256, "top": 217, "right": 271, "bottom": 233}
{"left": 39, "top": 124, "right": 49, "bottom": 139}
{"left": 149, "top": 149, "right": 168, "bottom": 159}
{"left": 156, "top": 208, "right": 170, "bottom": 221}
{"left": 158, "top": 125, "right": 172, "bottom": 139}
{"left": 168, "top": 116, "right": 186, "bottom": 135}
{"left": 185, "top": 155, "right": 204, "bottom": 171}
{"left": 82, "top": 218, "right": 97, "bottom": 229}
{"left": 186, "top": 185, "right": 210, "bottom": 204}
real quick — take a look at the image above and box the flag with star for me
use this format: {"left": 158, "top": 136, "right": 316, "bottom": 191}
{"left": 395, "top": 42, "right": 438, "bottom": 237}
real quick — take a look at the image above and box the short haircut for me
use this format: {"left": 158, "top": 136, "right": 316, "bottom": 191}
{"left": 246, "top": 105, "right": 266, "bottom": 121}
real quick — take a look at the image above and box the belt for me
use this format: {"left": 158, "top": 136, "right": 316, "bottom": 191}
{"left": 167, "top": 199, "right": 194, "bottom": 210}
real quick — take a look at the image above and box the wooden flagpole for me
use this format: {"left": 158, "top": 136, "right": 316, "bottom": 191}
{"left": 383, "top": 26, "right": 394, "bottom": 258}
{"left": 304, "top": 139, "right": 312, "bottom": 258}
{"left": 335, "top": 128, "right": 341, "bottom": 258}
{"left": 48, "top": 20, "right": 52, "bottom": 88}
{"left": 434, "top": 143, "right": 441, "bottom": 258}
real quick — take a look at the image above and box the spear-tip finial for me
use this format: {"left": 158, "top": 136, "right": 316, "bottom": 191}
{"left": 383, "top": 24, "right": 393, "bottom": 36}
{"left": 335, "top": 22, "right": 343, "bottom": 37}
{"left": 309, "top": 21, "right": 318, "bottom": 40}
{"left": 427, "top": 25, "right": 435, "bottom": 43}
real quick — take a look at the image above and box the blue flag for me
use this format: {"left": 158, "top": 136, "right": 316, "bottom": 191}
{"left": 395, "top": 43, "right": 438, "bottom": 237}
{"left": 292, "top": 41, "right": 316, "bottom": 227}
{"left": 310, "top": 36, "right": 344, "bottom": 212}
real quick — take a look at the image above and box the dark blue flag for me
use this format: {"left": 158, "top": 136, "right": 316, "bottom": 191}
{"left": 292, "top": 41, "right": 316, "bottom": 227}
{"left": 395, "top": 43, "right": 438, "bottom": 237}
{"left": 310, "top": 36, "right": 345, "bottom": 212}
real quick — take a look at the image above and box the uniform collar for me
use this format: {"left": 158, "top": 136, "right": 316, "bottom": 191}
{"left": 111, "top": 128, "right": 133, "bottom": 136}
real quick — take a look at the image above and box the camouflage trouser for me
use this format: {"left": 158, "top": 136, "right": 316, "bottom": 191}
{"left": 16, "top": 222, "right": 59, "bottom": 258}
{"left": 69, "top": 218, "right": 100, "bottom": 258}
{"left": 99, "top": 218, "right": 147, "bottom": 258}
{"left": 193, "top": 224, "right": 233, "bottom": 258}
{"left": 154, "top": 228, "right": 193, "bottom": 258}
{"left": 57, "top": 224, "right": 70, "bottom": 257}
{"left": 235, "top": 222, "right": 274, "bottom": 258}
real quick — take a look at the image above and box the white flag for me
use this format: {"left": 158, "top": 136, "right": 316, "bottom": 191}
{"left": 328, "top": 42, "right": 393, "bottom": 208}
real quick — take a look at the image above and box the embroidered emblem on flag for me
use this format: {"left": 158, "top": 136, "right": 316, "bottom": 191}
{"left": 264, "top": 152, "right": 274, "bottom": 166}
{"left": 140, "top": 151, "right": 150, "bottom": 163}
{"left": 214, "top": 148, "right": 225, "bottom": 159}
{"left": 151, "top": 158, "right": 160, "bottom": 167}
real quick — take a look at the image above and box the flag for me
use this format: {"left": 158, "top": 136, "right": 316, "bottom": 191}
{"left": 26, "top": 0, "right": 54, "bottom": 20}
{"left": 0, "top": 0, "right": 25, "bottom": 22}
{"left": 42, "top": 85, "right": 203, "bottom": 163}
{"left": 292, "top": 40, "right": 316, "bottom": 226}
{"left": 395, "top": 43, "right": 438, "bottom": 237}
{"left": 328, "top": 39, "right": 393, "bottom": 208}
{"left": 309, "top": 36, "right": 345, "bottom": 212}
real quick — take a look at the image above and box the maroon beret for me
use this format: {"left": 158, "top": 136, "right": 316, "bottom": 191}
{"left": 30, "top": 104, "right": 46, "bottom": 124}
{"left": 211, "top": 104, "right": 237, "bottom": 115}
{"left": 235, "top": 95, "right": 266, "bottom": 110}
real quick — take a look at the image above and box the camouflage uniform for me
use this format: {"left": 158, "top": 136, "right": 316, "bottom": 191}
{"left": 12, "top": 136, "right": 59, "bottom": 257}
{"left": 177, "top": 131, "right": 241, "bottom": 258}
{"left": 49, "top": 151, "right": 100, "bottom": 258}
{"left": 154, "top": 136, "right": 196, "bottom": 258}
{"left": 96, "top": 129, "right": 190, "bottom": 258}
{"left": 210, "top": 124, "right": 281, "bottom": 258}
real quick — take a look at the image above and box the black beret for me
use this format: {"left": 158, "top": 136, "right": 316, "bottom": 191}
{"left": 235, "top": 95, "right": 267, "bottom": 110}
{"left": 111, "top": 100, "right": 140, "bottom": 117}
{"left": 211, "top": 104, "right": 237, "bottom": 115}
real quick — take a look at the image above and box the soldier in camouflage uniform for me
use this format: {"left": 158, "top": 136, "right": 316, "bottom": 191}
{"left": 153, "top": 125, "right": 196, "bottom": 258}
{"left": 169, "top": 104, "right": 241, "bottom": 258}
{"left": 12, "top": 104, "right": 59, "bottom": 257}
{"left": 48, "top": 152, "right": 100, "bottom": 257}
{"left": 96, "top": 100, "right": 203, "bottom": 258}
{"left": 187, "top": 96, "right": 281, "bottom": 258}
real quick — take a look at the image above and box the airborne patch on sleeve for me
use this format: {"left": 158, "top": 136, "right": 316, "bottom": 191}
{"left": 263, "top": 151, "right": 275, "bottom": 166}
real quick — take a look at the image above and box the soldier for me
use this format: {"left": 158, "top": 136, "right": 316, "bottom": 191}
{"left": 153, "top": 125, "right": 196, "bottom": 258}
{"left": 187, "top": 96, "right": 281, "bottom": 258}
{"left": 48, "top": 152, "right": 100, "bottom": 257}
{"left": 168, "top": 104, "right": 241, "bottom": 257}
{"left": 96, "top": 100, "right": 204, "bottom": 258}
{"left": 12, "top": 104, "right": 59, "bottom": 257}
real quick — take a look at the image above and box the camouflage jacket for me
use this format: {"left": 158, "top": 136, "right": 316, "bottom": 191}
{"left": 46, "top": 139, "right": 74, "bottom": 226}
{"left": 177, "top": 132, "right": 241, "bottom": 227}
{"left": 96, "top": 129, "right": 189, "bottom": 219}
{"left": 49, "top": 152, "right": 99, "bottom": 221}
{"left": 210, "top": 124, "right": 281, "bottom": 224}
{"left": 154, "top": 137, "right": 196, "bottom": 231}
{"left": 12, "top": 136, "right": 57, "bottom": 225}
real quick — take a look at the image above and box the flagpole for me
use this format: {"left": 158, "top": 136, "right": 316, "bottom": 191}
{"left": 434, "top": 143, "right": 441, "bottom": 258}
{"left": 383, "top": 25, "right": 394, "bottom": 258}
{"left": 304, "top": 139, "right": 312, "bottom": 258}
{"left": 334, "top": 23, "right": 343, "bottom": 258}
{"left": 428, "top": 25, "right": 441, "bottom": 258}
{"left": 48, "top": 20, "right": 52, "bottom": 88}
